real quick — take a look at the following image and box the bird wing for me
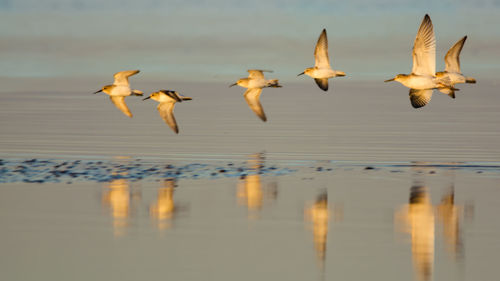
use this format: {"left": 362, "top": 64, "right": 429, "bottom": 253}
{"left": 314, "top": 78, "right": 329, "bottom": 91}
{"left": 110, "top": 96, "right": 132, "bottom": 117}
{"left": 248, "top": 69, "right": 272, "bottom": 79}
{"left": 409, "top": 89, "right": 433, "bottom": 108}
{"left": 158, "top": 102, "right": 179, "bottom": 134}
{"left": 160, "top": 90, "right": 192, "bottom": 102}
{"left": 314, "top": 29, "right": 331, "bottom": 68}
{"left": 113, "top": 70, "right": 140, "bottom": 86}
{"left": 243, "top": 88, "right": 267, "bottom": 122}
{"left": 411, "top": 15, "right": 435, "bottom": 76}
{"left": 444, "top": 36, "right": 467, "bottom": 73}
{"left": 160, "top": 90, "right": 183, "bottom": 102}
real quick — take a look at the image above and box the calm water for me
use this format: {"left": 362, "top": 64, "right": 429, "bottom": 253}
{"left": 0, "top": 80, "right": 499, "bottom": 161}
{"left": 1, "top": 155, "right": 499, "bottom": 281}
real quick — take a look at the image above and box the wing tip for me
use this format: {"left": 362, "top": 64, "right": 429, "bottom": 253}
{"left": 168, "top": 122, "right": 179, "bottom": 134}
{"left": 410, "top": 97, "right": 428, "bottom": 108}
{"left": 320, "top": 28, "right": 327, "bottom": 38}
{"left": 421, "top": 14, "right": 432, "bottom": 28}
{"left": 314, "top": 78, "right": 329, "bottom": 91}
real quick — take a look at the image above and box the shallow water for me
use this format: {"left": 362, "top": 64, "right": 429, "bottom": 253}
{"left": 1, "top": 156, "right": 499, "bottom": 281}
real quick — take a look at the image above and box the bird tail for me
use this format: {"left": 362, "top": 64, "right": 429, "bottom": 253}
{"left": 132, "top": 89, "right": 144, "bottom": 96}
{"left": 267, "top": 79, "right": 282, "bottom": 88}
{"left": 182, "top": 97, "right": 192, "bottom": 101}
{"left": 465, "top": 77, "right": 476, "bottom": 84}
{"left": 438, "top": 87, "right": 459, "bottom": 99}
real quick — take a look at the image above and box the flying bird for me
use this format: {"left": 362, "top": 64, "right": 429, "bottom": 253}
{"left": 94, "top": 70, "right": 143, "bottom": 117}
{"left": 436, "top": 36, "right": 476, "bottom": 98}
{"left": 143, "top": 90, "right": 192, "bottom": 134}
{"left": 298, "top": 29, "right": 346, "bottom": 91}
{"left": 385, "top": 15, "right": 455, "bottom": 108}
{"left": 230, "top": 69, "right": 282, "bottom": 122}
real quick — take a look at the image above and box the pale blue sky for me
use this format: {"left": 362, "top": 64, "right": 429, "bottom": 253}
{"left": 1, "top": 0, "right": 499, "bottom": 82}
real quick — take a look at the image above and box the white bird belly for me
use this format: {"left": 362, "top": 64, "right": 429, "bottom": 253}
{"left": 247, "top": 79, "right": 267, "bottom": 89}
{"left": 400, "top": 75, "right": 437, "bottom": 89}
{"left": 308, "top": 68, "right": 335, "bottom": 79}
{"left": 111, "top": 85, "right": 132, "bottom": 96}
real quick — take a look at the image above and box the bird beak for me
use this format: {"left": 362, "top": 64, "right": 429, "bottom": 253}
{"left": 297, "top": 72, "right": 305, "bottom": 76}
{"left": 142, "top": 96, "right": 151, "bottom": 101}
{"left": 229, "top": 83, "right": 237, "bottom": 87}
{"left": 384, "top": 78, "right": 395, "bottom": 82}
{"left": 93, "top": 89, "right": 103, "bottom": 94}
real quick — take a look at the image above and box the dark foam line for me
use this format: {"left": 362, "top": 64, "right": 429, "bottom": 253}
{"left": 1, "top": 157, "right": 499, "bottom": 184}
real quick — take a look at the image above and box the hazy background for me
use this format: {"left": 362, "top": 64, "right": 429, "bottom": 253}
{"left": 1, "top": 0, "right": 500, "bottom": 90}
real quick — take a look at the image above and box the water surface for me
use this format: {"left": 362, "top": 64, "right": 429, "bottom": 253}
{"left": 1, "top": 157, "right": 499, "bottom": 281}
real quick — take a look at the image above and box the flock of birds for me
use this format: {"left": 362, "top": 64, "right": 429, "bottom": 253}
{"left": 94, "top": 14, "right": 476, "bottom": 134}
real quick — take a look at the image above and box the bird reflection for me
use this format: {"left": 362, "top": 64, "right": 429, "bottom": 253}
{"left": 237, "top": 153, "right": 277, "bottom": 219}
{"left": 395, "top": 184, "right": 434, "bottom": 281}
{"left": 436, "top": 185, "right": 463, "bottom": 261}
{"left": 305, "top": 192, "right": 342, "bottom": 273}
{"left": 150, "top": 178, "right": 179, "bottom": 230}
{"left": 305, "top": 193, "right": 329, "bottom": 271}
{"left": 102, "top": 176, "right": 136, "bottom": 237}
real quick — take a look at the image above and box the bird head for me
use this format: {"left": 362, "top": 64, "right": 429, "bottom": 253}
{"left": 93, "top": 85, "right": 114, "bottom": 94}
{"left": 229, "top": 79, "right": 243, "bottom": 87}
{"left": 143, "top": 91, "right": 161, "bottom": 102}
{"left": 384, "top": 74, "right": 407, "bottom": 83}
{"left": 435, "top": 72, "right": 446, "bottom": 79}
{"left": 298, "top": 67, "right": 314, "bottom": 76}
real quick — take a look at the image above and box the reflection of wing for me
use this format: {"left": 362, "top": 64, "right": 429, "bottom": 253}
{"left": 314, "top": 78, "right": 329, "bottom": 91}
{"left": 409, "top": 89, "right": 433, "bottom": 108}
{"left": 248, "top": 69, "right": 272, "bottom": 79}
{"left": 244, "top": 88, "right": 266, "bottom": 122}
{"left": 113, "top": 70, "right": 140, "bottom": 86}
{"left": 110, "top": 96, "right": 132, "bottom": 117}
{"left": 158, "top": 102, "right": 179, "bottom": 133}
{"left": 314, "top": 29, "right": 330, "bottom": 68}
{"left": 444, "top": 36, "right": 466, "bottom": 73}
{"left": 412, "top": 15, "right": 435, "bottom": 76}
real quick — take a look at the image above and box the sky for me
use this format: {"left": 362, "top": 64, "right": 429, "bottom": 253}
{"left": 1, "top": 0, "right": 499, "bottom": 85}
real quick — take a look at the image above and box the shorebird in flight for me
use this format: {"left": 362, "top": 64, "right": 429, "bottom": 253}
{"left": 298, "top": 29, "right": 346, "bottom": 92}
{"left": 143, "top": 90, "right": 192, "bottom": 134}
{"left": 94, "top": 70, "right": 143, "bottom": 117}
{"left": 230, "top": 69, "right": 282, "bottom": 122}
{"left": 436, "top": 36, "right": 476, "bottom": 98}
{"left": 385, "top": 14, "right": 455, "bottom": 108}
